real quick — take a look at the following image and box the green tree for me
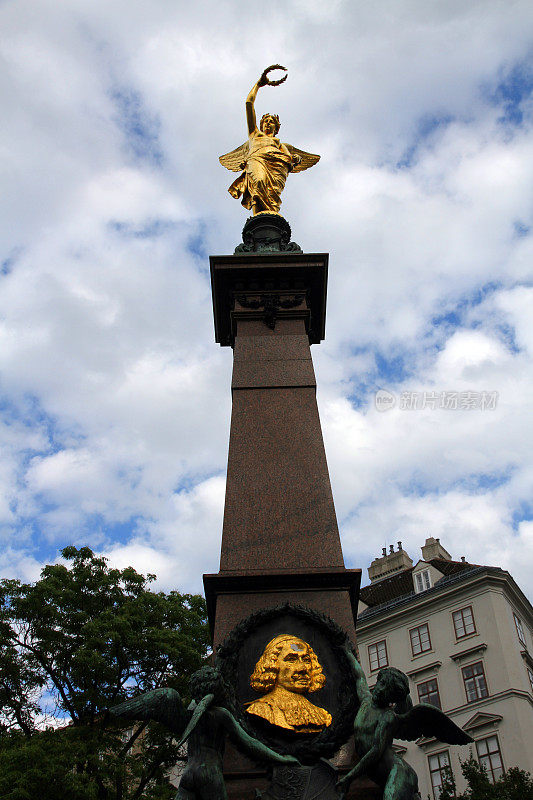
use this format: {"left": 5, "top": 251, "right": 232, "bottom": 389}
{"left": 438, "top": 754, "right": 533, "bottom": 800}
{"left": 0, "top": 546, "right": 209, "bottom": 800}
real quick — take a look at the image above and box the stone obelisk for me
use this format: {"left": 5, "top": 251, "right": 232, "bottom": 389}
{"left": 203, "top": 215, "right": 362, "bottom": 798}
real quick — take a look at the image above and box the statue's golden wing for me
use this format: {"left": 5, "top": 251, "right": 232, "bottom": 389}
{"left": 219, "top": 143, "right": 249, "bottom": 172}
{"left": 286, "top": 144, "right": 320, "bottom": 173}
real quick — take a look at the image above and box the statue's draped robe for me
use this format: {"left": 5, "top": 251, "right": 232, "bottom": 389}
{"left": 246, "top": 686, "right": 332, "bottom": 732}
{"left": 228, "top": 131, "right": 293, "bottom": 213}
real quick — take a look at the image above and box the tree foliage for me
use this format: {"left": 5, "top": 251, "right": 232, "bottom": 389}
{"left": 439, "top": 754, "right": 533, "bottom": 800}
{"left": 0, "top": 546, "right": 209, "bottom": 799}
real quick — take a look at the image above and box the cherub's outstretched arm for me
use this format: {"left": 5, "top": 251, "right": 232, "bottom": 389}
{"left": 212, "top": 707, "right": 298, "bottom": 766}
{"left": 343, "top": 646, "right": 371, "bottom": 703}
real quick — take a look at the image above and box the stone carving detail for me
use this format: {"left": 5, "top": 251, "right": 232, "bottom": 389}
{"left": 257, "top": 760, "right": 339, "bottom": 800}
{"left": 234, "top": 213, "right": 303, "bottom": 254}
{"left": 235, "top": 294, "right": 304, "bottom": 329}
{"left": 265, "top": 765, "right": 305, "bottom": 799}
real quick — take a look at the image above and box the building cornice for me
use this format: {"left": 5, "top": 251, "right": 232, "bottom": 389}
{"left": 450, "top": 643, "right": 487, "bottom": 662}
{"left": 443, "top": 686, "right": 532, "bottom": 718}
{"left": 405, "top": 660, "right": 442, "bottom": 679}
{"left": 462, "top": 711, "right": 502, "bottom": 732}
{"left": 520, "top": 649, "right": 533, "bottom": 669}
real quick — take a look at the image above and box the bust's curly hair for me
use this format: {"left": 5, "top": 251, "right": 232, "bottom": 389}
{"left": 260, "top": 113, "right": 280, "bottom": 134}
{"left": 250, "top": 635, "right": 325, "bottom": 693}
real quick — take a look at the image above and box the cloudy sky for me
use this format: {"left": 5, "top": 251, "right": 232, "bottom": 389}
{"left": 1, "top": 0, "right": 532, "bottom": 602}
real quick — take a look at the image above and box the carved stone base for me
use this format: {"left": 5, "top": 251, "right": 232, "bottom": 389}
{"left": 258, "top": 760, "right": 337, "bottom": 800}
{"left": 235, "top": 214, "right": 302, "bottom": 254}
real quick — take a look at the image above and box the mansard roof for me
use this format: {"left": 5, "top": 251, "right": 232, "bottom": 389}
{"left": 358, "top": 558, "right": 506, "bottom": 621}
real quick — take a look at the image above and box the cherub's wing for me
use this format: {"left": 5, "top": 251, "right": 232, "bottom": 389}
{"left": 219, "top": 143, "right": 249, "bottom": 172}
{"left": 286, "top": 144, "right": 321, "bottom": 173}
{"left": 175, "top": 693, "right": 215, "bottom": 748}
{"left": 110, "top": 687, "right": 189, "bottom": 737}
{"left": 396, "top": 704, "right": 473, "bottom": 744}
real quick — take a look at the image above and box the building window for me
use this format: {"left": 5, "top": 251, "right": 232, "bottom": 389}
{"left": 527, "top": 668, "right": 533, "bottom": 692}
{"left": 415, "top": 569, "right": 432, "bottom": 593}
{"left": 513, "top": 613, "right": 526, "bottom": 646}
{"left": 428, "top": 751, "right": 451, "bottom": 799}
{"left": 410, "top": 623, "right": 432, "bottom": 656}
{"left": 476, "top": 735, "right": 504, "bottom": 782}
{"left": 453, "top": 606, "right": 476, "bottom": 639}
{"left": 417, "top": 678, "right": 442, "bottom": 709}
{"left": 368, "top": 640, "right": 388, "bottom": 671}
{"left": 462, "top": 661, "right": 488, "bottom": 703}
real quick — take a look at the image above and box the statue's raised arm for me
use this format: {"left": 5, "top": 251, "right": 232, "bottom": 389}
{"left": 245, "top": 65, "right": 287, "bottom": 135}
{"left": 219, "top": 66, "right": 320, "bottom": 216}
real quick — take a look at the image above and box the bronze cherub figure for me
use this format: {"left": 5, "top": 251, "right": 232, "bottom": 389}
{"left": 219, "top": 65, "right": 320, "bottom": 216}
{"left": 337, "top": 647, "right": 473, "bottom": 800}
{"left": 110, "top": 665, "right": 298, "bottom": 800}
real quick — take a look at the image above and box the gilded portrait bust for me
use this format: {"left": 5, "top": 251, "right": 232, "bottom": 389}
{"left": 246, "top": 634, "right": 332, "bottom": 732}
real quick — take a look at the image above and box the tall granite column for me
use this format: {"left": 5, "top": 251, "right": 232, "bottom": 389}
{"left": 204, "top": 225, "right": 360, "bottom": 646}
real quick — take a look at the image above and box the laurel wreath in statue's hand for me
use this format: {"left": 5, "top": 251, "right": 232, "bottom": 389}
{"left": 258, "top": 64, "right": 288, "bottom": 87}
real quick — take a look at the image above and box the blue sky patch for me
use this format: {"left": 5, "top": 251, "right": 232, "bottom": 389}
{"left": 484, "top": 59, "right": 533, "bottom": 128}
{"left": 375, "top": 350, "right": 409, "bottom": 382}
{"left": 512, "top": 502, "right": 533, "bottom": 530}
{"left": 1, "top": 247, "right": 23, "bottom": 276}
{"left": 345, "top": 344, "right": 417, "bottom": 408}
{"left": 108, "top": 218, "right": 178, "bottom": 238}
{"left": 187, "top": 224, "right": 209, "bottom": 262}
{"left": 110, "top": 86, "right": 163, "bottom": 167}
{"left": 431, "top": 280, "right": 503, "bottom": 329}
{"left": 453, "top": 470, "right": 513, "bottom": 492}
{"left": 397, "top": 469, "right": 512, "bottom": 497}
{"left": 513, "top": 220, "right": 530, "bottom": 238}
{"left": 396, "top": 113, "right": 455, "bottom": 169}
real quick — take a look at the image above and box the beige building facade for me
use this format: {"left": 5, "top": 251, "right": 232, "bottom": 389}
{"left": 357, "top": 538, "right": 533, "bottom": 798}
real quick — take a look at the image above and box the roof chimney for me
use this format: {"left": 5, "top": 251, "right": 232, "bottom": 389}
{"left": 421, "top": 537, "right": 452, "bottom": 562}
{"left": 368, "top": 544, "right": 413, "bottom": 583}
{"left": 461, "top": 556, "right": 466, "bottom": 562}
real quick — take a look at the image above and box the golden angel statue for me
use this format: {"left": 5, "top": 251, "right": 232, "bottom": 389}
{"left": 219, "top": 65, "right": 320, "bottom": 215}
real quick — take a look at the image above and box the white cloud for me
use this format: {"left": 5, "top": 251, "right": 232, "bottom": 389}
{"left": 0, "top": 0, "right": 532, "bottom": 603}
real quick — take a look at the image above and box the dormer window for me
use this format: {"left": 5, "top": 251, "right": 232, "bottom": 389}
{"left": 415, "top": 569, "right": 432, "bottom": 593}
